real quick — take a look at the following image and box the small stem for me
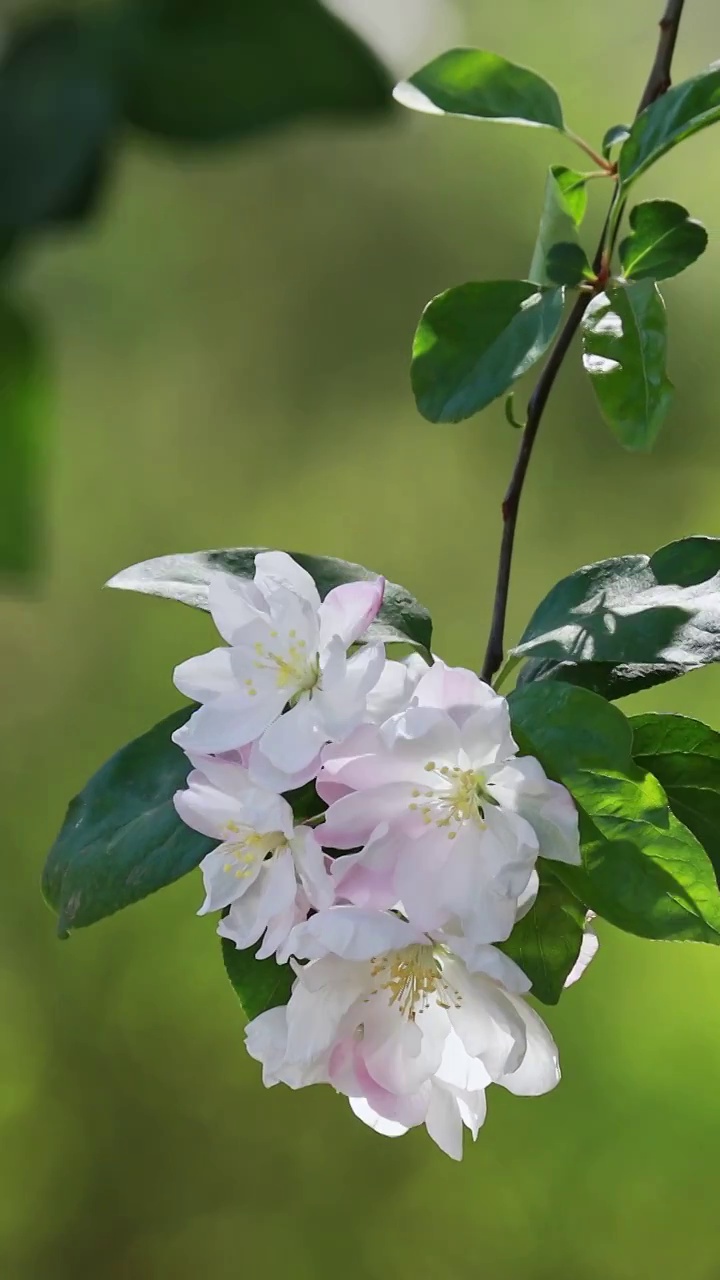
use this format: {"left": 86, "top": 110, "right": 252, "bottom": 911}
{"left": 564, "top": 127, "right": 614, "bottom": 172}
{"left": 479, "top": 0, "right": 688, "bottom": 686}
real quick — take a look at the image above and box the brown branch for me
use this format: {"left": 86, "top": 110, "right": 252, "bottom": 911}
{"left": 480, "top": 0, "right": 687, "bottom": 685}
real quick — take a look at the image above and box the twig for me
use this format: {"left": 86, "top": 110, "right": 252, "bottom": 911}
{"left": 479, "top": 0, "right": 687, "bottom": 685}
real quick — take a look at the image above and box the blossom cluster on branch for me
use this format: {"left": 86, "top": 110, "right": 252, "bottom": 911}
{"left": 171, "top": 552, "right": 593, "bottom": 1159}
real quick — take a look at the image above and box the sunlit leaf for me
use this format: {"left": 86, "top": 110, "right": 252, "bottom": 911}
{"left": 619, "top": 200, "right": 707, "bottom": 282}
{"left": 619, "top": 64, "right": 720, "bottom": 187}
{"left": 394, "top": 48, "right": 564, "bottom": 130}
{"left": 632, "top": 713, "right": 720, "bottom": 880}
{"left": 529, "top": 165, "right": 588, "bottom": 286}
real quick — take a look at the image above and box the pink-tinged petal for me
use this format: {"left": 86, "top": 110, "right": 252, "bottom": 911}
{"left": 330, "top": 827, "right": 400, "bottom": 910}
{"left": 424, "top": 1082, "right": 464, "bottom": 1161}
{"left": 393, "top": 832, "right": 457, "bottom": 932}
{"left": 318, "top": 578, "right": 385, "bottom": 649}
{"left": 287, "top": 905, "right": 425, "bottom": 962}
{"left": 257, "top": 697, "right": 327, "bottom": 778}
{"left": 317, "top": 724, "right": 427, "bottom": 796}
{"left": 414, "top": 661, "right": 504, "bottom": 725}
{"left": 207, "top": 572, "right": 269, "bottom": 644}
{"left": 362, "top": 996, "right": 447, "bottom": 1095}
{"left": 173, "top": 647, "right": 238, "bottom": 702}
{"left": 348, "top": 1096, "right": 409, "bottom": 1139}
{"left": 317, "top": 642, "right": 386, "bottom": 740}
{"left": 291, "top": 828, "right": 334, "bottom": 910}
{"left": 173, "top": 690, "right": 287, "bottom": 754}
{"left": 486, "top": 757, "right": 580, "bottom": 865}
{"left": 498, "top": 994, "right": 560, "bottom": 1096}
{"left": 254, "top": 551, "right": 321, "bottom": 612}
{"left": 564, "top": 920, "right": 599, "bottom": 989}
{"left": 320, "top": 783, "right": 420, "bottom": 848}
{"left": 381, "top": 705, "right": 461, "bottom": 767}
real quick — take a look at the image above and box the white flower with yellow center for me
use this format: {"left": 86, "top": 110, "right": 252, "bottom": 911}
{"left": 317, "top": 661, "right": 581, "bottom": 942}
{"left": 172, "top": 551, "right": 387, "bottom": 787}
{"left": 173, "top": 754, "right": 333, "bottom": 961}
{"left": 245, "top": 906, "right": 560, "bottom": 1160}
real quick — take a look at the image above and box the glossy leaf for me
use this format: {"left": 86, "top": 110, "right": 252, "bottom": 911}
{"left": 120, "top": 0, "right": 391, "bottom": 144}
{"left": 632, "top": 713, "right": 720, "bottom": 879}
{"left": 43, "top": 707, "right": 213, "bottom": 936}
{"left": 0, "top": 296, "right": 46, "bottom": 579}
{"left": 582, "top": 281, "right": 673, "bottom": 451}
{"left": 619, "top": 65, "right": 720, "bottom": 187}
{"left": 513, "top": 536, "right": 720, "bottom": 671}
{"left": 516, "top": 655, "right": 692, "bottom": 702}
{"left": 412, "top": 281, "right": 564, "bottom": 423}
{"left": 0, "top": 13, "right": 116, "bottom": 232}
{"left": 222, "top": 936, "right": 294, "bottom": 1020}
{"left": 601, "top": 123, "right": 629, "bottom": 158}
{"left": 510, "top": 682, "right": 720, "bottom": 943}
{"left": 500, "top": 871, "right": 586, "bottom": 1004}
{"left": 107, "top": 548, "right": 432, "bottom": 654}
{"left": 529, "top": 165, "right": 588, "bottom": 287}
{"left": 619, "top": 200, "right": 707, "bottom": 281}
{"left": 394, "top": 48, "right": 564, "bottom": 130}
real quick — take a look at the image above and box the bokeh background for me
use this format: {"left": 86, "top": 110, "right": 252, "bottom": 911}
{"left": 4, "top": 0, "right": 720, "bottom": 1275}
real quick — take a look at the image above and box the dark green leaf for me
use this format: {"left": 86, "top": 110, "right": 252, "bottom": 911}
{"left": 43, "top": 707, "right": 213, "bottom": 935}
{"left": 529, "top": 165, "right": 588, "bottom": 287}
{"left": 412, "top": 281, "right": 564, "bottom": 423}
{"left": 545, "top": 243, "right": 591, "bottom": 287}
{"left": 0, "top": 13, "right": 116, "bottom": 232}
{"left": 394, "top": 47, "right": 564, "bottom": 130}
{"left": 222, "top": 935, "right": 294, "bottom": 1020}
{"left": 499, "top": 870, "right": 586, "bottom": 1004}
{"left": 0, "top": 295, "right": 46, "bottom": 579}
{"left": 516, "top": 655, "right": 692, "bottom": 701}
{"left": 120, "top": 0, "right": 391, "bottom": 144}
{"left": 107, "top": 548, "right": 432, "bottom": 654}
{"left": 510, "top": 682, "right": 720, "bottom": 943}
{"left": 601, "top": 123, "right": 630, "bottom": 158}
{"left": 619, "top": 200, "right": 707, "bottom": 281}
{"left": 632, "top": 712, "right": 720, "bottom": 880}
{"left": 619, "top": 65, "right": 720, "bottom": 187}
{"left": 513, "top": 535, "right": 720, "bottom": 671}
{"left": 582, "top": 281, "right": 673, "bottom": 451}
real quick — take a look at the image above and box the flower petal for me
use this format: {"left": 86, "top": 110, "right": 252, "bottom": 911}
{"left": 254, "top": 551, "right": 322, "bottom": 612}
{"left": 173, "top": 690, "right": 287, "bottom": 754}
{"left": 498, "top": 994, "right": 560, "bottom": 1096}
{"left": 486, "top": 757, "right": 580, "bottom": 865}
{"left": 424, "top": 1081, "right": 464, "bottom": 1161}
{"left": 287, "top": 906, "right": 426, "bottom": 962}
{"left": 256, "top": 697, "right": 327, "bottom": 778}
{"left": 290, "top": 828, "right": 334, "bottom": 910}
{"left": 318, "top": 578, "right": 385, "bottom": 649}
{"left": 173, "top": 646, "right": 238, "bottom": 702}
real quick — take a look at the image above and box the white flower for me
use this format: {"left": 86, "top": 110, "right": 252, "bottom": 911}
{"left": 245, "top": 906, "right": 560, "bottom": 1160}
{"left": 172, "top": 552, "right": 386, "bottom": 787}
{"left": 173, "top": 754, "right": 333, "bottom": 961}
{"left": 317, "top": 661, "right": 580, "bottom": 942}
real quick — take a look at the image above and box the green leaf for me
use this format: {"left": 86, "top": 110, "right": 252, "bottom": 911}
{"left": 499, "top": 870, "right": 586, "bottom": 1004}
{"left": 119, "top": 0, "right": 391, "bottom": 144}
{"left": 582, "top": 281, "right": 673, "bottom": 451}
{"left": 106, "top": 548, "right": 433, "bottom": 654}
{"left": 412, "top": 281, "right": 564, "bottom": 423}
{"left": 513, "top": 535, "right": 720, "bottom": 673}
{"left": 42, "top": 707, "right": 213, "bottom": 936}
{"left": 222, "top": 935, "right": 294, "bottom": 1020}
{"left": 394, "top": 48, "right": 564, "bottom": 131}
{"left": 545, "top": 243, "right": 591, "bottom": 287}
{"left": 632, "top": 713, "right": 720, "bottom": 881}
{"left": 510, "top": 682, "right": 720, "bottom": 943}
{"left": 0, "top": 13, "right": 116, "bottom": 232}
{"left": 0, "top": 295, "right": 46, "bottom": 579}
{"left": 529, "top": 165, "right": 588, "bottom": 287}
{"left": 601, "top": 123, "right": 629, "bottom": 158}
{"left": 516, "top": 655, "right": 692, "bottom": 702}
{"left": 619, "top": 64, "right": 720, "bottom": 188}
{"left": 619, "top": 200, "right": 707, "bottom": 281}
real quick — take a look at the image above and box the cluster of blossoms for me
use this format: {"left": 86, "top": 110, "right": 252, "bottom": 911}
{"left": 172, "top": 552, "right": 592, "bottom": 1159}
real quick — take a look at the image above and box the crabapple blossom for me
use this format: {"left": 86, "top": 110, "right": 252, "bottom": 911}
{"left": 173, "top": 753, "right": 333, "bottom": 961}
{"left": 245, "top": 906, "right": 560, "bottom": 1159}
{"left": 172, "top": 552, "right": 387, "bottom": 787}
{"left": 318, "top": 661, "right": 580, "bottom": 941}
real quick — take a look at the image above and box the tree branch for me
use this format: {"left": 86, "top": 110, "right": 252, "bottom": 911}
{"left": 479, "top": 0, "right": 687, "bottom": 685}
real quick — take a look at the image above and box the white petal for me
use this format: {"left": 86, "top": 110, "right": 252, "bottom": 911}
{"left": 245, "top": 1005, "right": 328, "bottom": 1089}
{"left": 460, "top": 703, "right": 518, "bottom": 767}
{"left": 320, "top": 783, "right": 419, "bottom": 848}
{"left": 246, "top": 739, "right": 323, "bottom": 794}
{"left": 207, "top": 571, "right": 269, "bottom": 644}
{"left": 441, "top": 940, "right": 532, "bottom": 994}
{"left": 287, "top": 905, "right": 425, "bottom": 961}
{"left": 217, "top": 850, "right": 297, "bottom": 941}
{"left": 435, "top": 1028, "right": 492, "bottom": 1092}
{"left": 257, "top": 697, "right": 327, "bottom": 778}
{"left": 486, "top": 757, "right": 580, "bottom": 865}
{"left": 198, "top": 844, "right": 265, "bottom": 914}
{"left": 255, "top": 551, "right": 321, "bottom": 612}
{"left": 173, "top": 647, "right": 238, "bottom": 702}
{"left": 290, "top": 828, "right": 334, "bottom": 910}
{"left": 564, "top": 920, "right": 599, "bottom": 988}
{"left": 348, "top": 1095, "right": 409, "bottom": 1139}
{"left": 445, "top": 963, "right": 528, "bottom": 1078}
{"left": 318, "top": 578, "right": 385, "bottom": 649}
{"left": 499, "top": 994, "right": 560, "bottom": 1096}
{"left": 317, "top": 642, "right": 386, "bottom": 739}
{"left": 381, "top": 705, "right": 462, "bottom": 765}
{"left": 414, "top": 661, "right": 499, "bottom": 718}
{"left": 172, "top": 690, "right": 287, "bottom": 754}
{"left": 285, "top": 956, "right": 367, "bottom": 1062}
{"left": 424, "top": 1081, "right": 464, "bottom": 1160}
{"left": 364, "top": 656, "right": 428, "bottom": 724}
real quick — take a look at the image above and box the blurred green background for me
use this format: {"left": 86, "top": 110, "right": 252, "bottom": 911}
{"left": 4, "top": 0, "right": 720, "bottom": 1275}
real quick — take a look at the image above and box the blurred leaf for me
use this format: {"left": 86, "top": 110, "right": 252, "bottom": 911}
{"left": 0, "top": 12, "right": 116, "bottom": 232}
{"left": 545, "top": 243, "right": 591, "bottom": 287}
{"left": 601, "top": 122, "right": 629, "bottom": 158}
{"left": 107, "top": 548, "right": 433, "bottom": 653}
{"left": 412, "top": 281, "right": 564, "bottom": 423}
{"left": 0, "top": 295, "right": 46, "bottom": 579}
{"left": 222, "top": 935, "right": 293, "bottom": 1020}
{"left": 43, "top": 706, "right": 213, "bottom": 935}
{"left": 499, "top": 870, "right": 585, "bottom": 1004}
{"left": 529, "top": 165, "right": 588, "bottom": 286}
{"left": 394, "top": 47, "right": 564, "bottom": 130}
{"left": 510, "top": 682, "right": 720, "bottom": 943}
{"left": 619, "top": 200, "right": 708, "bottom": 282}
{"left": 512, "top": 536, "right": 720, "bottom": 671}
{"left": 632, "top": 713, "right": 720, "bottom": 879}
{"left": 582, "top": 282, "right": 673, "bottom": 451}
{"left": 619, "top": 64, "right": 720, "bottom": 187}
{"left": 516, "top": 655, "right": 693, "bottom": 701}
{"left": 119, "top": 0, "right": 392, "bottom": 144}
